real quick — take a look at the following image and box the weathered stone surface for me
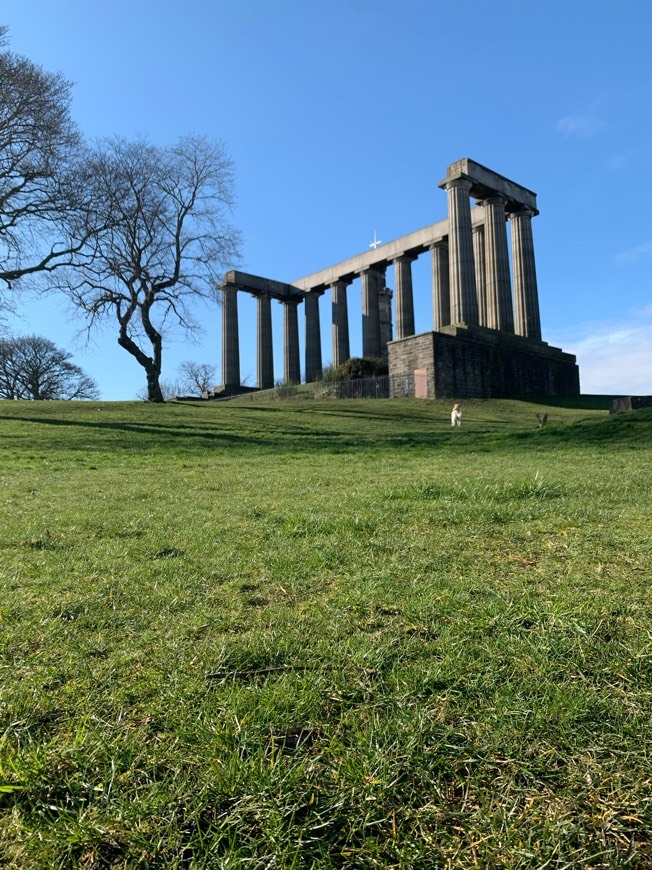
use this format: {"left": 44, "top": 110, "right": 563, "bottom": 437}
{"left": 378, "top": 285, "right": 393, "bottom": 361}
{"left": 224, "top": 270, "right": 300, "bottom": 300}
{"left": 361, "top": 268, "right": 384, "bottom": 359}
{"left": 483, "top": 195, "right": 513, "bottom": 333}
{"left": 393, "top": 256, "right": 416, "bottom": 340}
{"left": 221, "top": 285, "right": 240, "bottom": 388}
{"left": 292, "top": 210, "right": 485, "bottom": 293}
{"left": 510, "top": 209, "right": 542, "bottom": 341}
{"left": 256, "top": 293, "right": 274, "bottom": 389}
{"left": 610, "top": 396, "right": 652, "bottom": 413}
{"left": 304, "top": 291, "right": 323, "bottom": 383}
{"left": 331, "top": 280, "right": 350, "bottom": 367}
{"left": 445, "top": 178, "right": 478, "bottom": 325}
{"left": 388, "top": 326, "right": 579, "bottom": 399}
{"left": 430, "top": 241, "right": 450, "bottom": 330}
{"left": 439, "top": 158, "right": 538, "bottom": 214}
{"left": 283, "top": 298, "right": 301, "bottom": 385}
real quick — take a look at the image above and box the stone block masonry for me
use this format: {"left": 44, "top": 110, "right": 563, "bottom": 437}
{"left": 388, "top": 326, "right": 579, "bottom": 399}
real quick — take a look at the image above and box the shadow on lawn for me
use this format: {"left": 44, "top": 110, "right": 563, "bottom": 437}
{"left": 1, "top": 403, "right": 648, "bottom": 458}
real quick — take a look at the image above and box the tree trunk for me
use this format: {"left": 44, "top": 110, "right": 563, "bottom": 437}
{"left": 146, "top": 365, "right": 164, "bottom": 403}
{"left": 117, "top": 319, "right": 165, "bottom": 403}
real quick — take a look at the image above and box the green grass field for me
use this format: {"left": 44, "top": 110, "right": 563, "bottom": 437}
{"left": 1, "top": 396, "right": 651, "bottom": 868}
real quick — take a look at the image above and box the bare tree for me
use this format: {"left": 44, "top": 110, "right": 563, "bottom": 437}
{"left": 0, "top": 334, "right": 99, "bottom": 400}
{"left": 54, "top": 135, "right": 240, "bottom": 402}
{"left": 178, "top": 360, "right": 217, "bottom": 395}
{"left": 0, "top": 27, "right": 90, "bottom": 292}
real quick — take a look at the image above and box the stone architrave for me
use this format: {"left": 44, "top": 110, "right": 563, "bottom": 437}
{"left": 393, "top": 255, "right": 416, "bottom": 340}
{"left": 304, "top": 290, "right": 323, "bottom": 383}
{"left": 361, "top": 268, "right": 384, "bottom": 358}
{"left": 472, "top": 225, "right": 488, "bottom": 327}
{"left": 430, "top": 241, "right": 450, "bottom": 330}
{"left": 445, "top": 178, "right": 478, "bottom": 325}
{"left": 283, "top": 298, "right": 301, "bottom": 384}
{"left": 256, "top": 292, "right": 274, "bottom": 389}
{"left": 483, "top": 194, "right": 514, "bottom": 333}
{"left": 510, "top": 208, "right": 542, "bottom": 341}
{"left": 221, "top": 284, "right": 240, "bottom": 388}
{"left": 331, "top": 280, "right": 351, "bottom": 368}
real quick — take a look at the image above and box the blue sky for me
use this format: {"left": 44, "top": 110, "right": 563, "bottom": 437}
{"left": 3, "top": 0, "right": 652, "bottom": 398}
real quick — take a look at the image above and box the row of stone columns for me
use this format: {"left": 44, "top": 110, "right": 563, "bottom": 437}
{"left": 442, "top": 178, "right": 541, "bottom": 341}
{"left": 222, "top": 194, "right": 541, "bottom": 389}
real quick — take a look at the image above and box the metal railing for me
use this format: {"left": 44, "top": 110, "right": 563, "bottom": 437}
{"left": 228, "top": 373, "right": 433, "bottom": 402}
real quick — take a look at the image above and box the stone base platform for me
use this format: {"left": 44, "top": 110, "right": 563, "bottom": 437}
{"left": 388, "top": 324, "right": 580, "bottom": 399}
{"left": 207, "top": 384, "right": 258, "bottom": 399}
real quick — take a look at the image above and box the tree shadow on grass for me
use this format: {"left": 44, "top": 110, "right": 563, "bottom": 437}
{"left": 1, "top": 405, "right": 648, "bottom": 458}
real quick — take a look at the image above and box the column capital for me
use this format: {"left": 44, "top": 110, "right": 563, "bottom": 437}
{"left": 282, "top": 295, "right": 303, "bottom": 307}
{"left": 508, "top": 207, "right": 536, "bottom": 220}
{"left": 481, "top": 192, "right": 506, "bottom": 206}
{"left": 429, "top": 239, "right": 448, "bottom": 251}
{"left": 392, "top": 253, "right": 418, "bottom": 265}
{"left": 329, "top": 278, "right": 351, "bottom": 289}
{"left": 444, "top": 177, "right": 473, "bottom": 193}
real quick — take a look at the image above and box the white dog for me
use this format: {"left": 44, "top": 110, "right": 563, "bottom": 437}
{"left": 451, "top": 403, "right": 462, "bottom": 427}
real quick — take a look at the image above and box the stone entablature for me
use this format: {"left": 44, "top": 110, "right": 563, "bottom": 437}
{"left": 218, "top": 157, "right": 578, "bottom": 398}
{"left": 291, "top": 210, "right": 484, "bottom": 293}
{"left": 440, "top": 158, "right": 538, "bottom": 214}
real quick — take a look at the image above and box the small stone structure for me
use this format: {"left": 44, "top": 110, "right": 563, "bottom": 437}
{"left": 218, "top": 158, "right": 579, "bottom": 398}
{"left": 610, "top": 396, "right": 652, "bottom": 413}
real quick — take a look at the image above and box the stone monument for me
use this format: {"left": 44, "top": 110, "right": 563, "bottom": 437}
{"left": 217, "top": 158, "right": 579, "bottom": 398}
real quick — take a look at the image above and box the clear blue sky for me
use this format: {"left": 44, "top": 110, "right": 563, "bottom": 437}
{"left": 3, "top": 0, "right": 652, "bottom": 398}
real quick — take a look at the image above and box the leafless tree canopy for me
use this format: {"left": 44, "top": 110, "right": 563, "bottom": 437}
{"left": 56, "top": 136, "right": 241, "bottom": 402}
{"left": 0, "top": 27, "right": 85, "bottom": 290}
{"left": 178, "top": 360, "right": 217, "bottom": 395}
{"left": 0, "top": 333, "right": 100, "bottom": 400}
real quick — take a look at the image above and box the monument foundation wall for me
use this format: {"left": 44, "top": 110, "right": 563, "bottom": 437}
{"left": 388, "top": 326, "right": 580, "bottom": 398}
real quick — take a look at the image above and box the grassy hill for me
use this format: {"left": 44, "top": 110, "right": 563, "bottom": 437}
{"left": 1, "top": 397, "right": 651, "bottom": 867}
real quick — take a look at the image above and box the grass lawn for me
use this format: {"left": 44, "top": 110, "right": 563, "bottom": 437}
{"left": 1, "top": 396, "right": 651, "bottom": 868}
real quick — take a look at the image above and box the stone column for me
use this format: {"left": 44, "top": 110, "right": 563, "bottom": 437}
{"left": 361, "top": 268, "right": 383, "bottom": 358}
{"left": 445, "top": 178, "right": 478, "bottom": 325}
{"left": 256, "top": 292, "right": 274, "bottom": 390}
{"left": 304, "top": 291, "right": 323, "bottom": 382}
{"left": 393, "top": 255, "right": 416, "bottom": 339}
{"left": 510, "top": 208, "right": 542, "bottom": 341}
{"left": 221, "top": 284, "right": 240, "bottom": 388}
{"left": 283, "top": 297, "right": 301, "bottom": 385}
{"left": 472, "top": 225, "right": 487, "bottom": 327}
{"left": 430, "top": 241, "right": 450, "bottom": 330}
{"left": 483, "top": 194, "right": 514, "bottom": 333}
{"left": 378, "top": 285, "right": 393, "bottom": 361}
{"left": 331, "top": 280, "right": 350, "bottom": 368}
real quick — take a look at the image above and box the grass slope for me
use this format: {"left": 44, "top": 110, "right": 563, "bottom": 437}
{"left": 1, "top": 398, "right": 651, "bottom": 868}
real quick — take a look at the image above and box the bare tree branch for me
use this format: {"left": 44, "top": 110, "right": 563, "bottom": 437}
{"left": 0, "top": 31, "right": 91, "bottom": 290}
{"left": 52, "top": 136, "right": 240, "bottom": 401}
